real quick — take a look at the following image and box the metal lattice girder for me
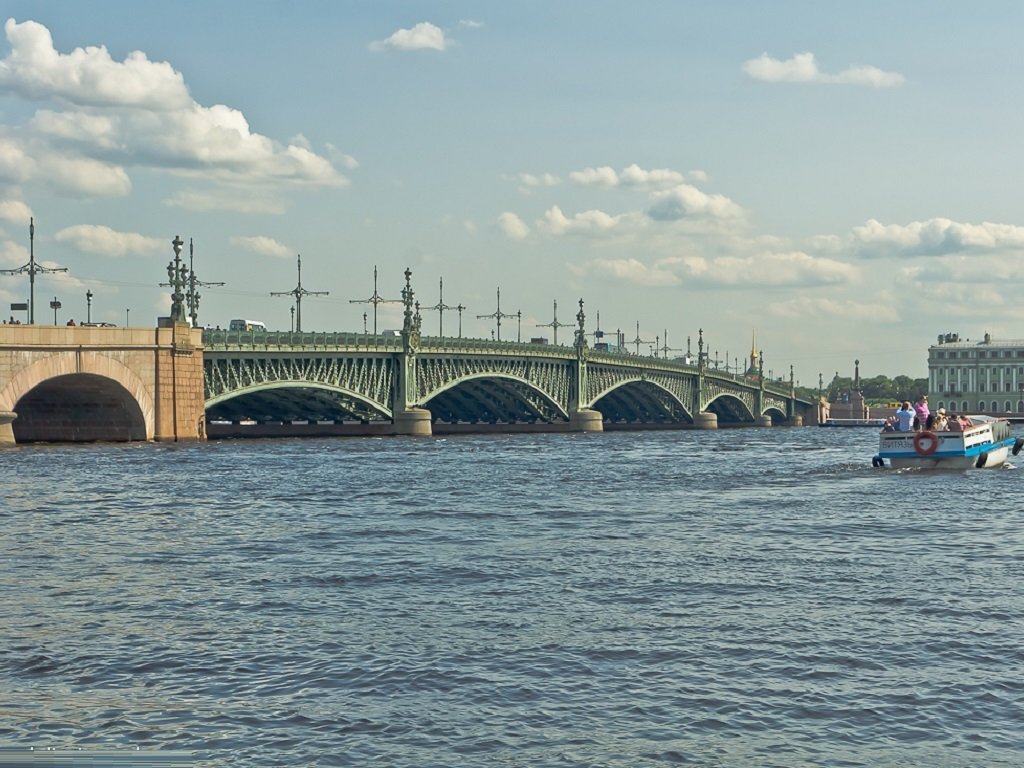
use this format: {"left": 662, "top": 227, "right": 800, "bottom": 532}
{"left": 425, "top": 377, "right": 566, "bottom": 423}
{"left": 204, "top": 354, "right": 394, "bottom": 417}
{"left": 593, "top": 380, "right": 691, "bottom": 423}
{"left": 586, "top": 365, "right": 694, "bottom": 414}
{"left": 763, "top": 394, "right": 789, "bottom": 415}
{"left": 417, "top": 355, "right": 571, "bottom": 417}
{"left": 701, "top": 381, "right": 756, "bottom": 416}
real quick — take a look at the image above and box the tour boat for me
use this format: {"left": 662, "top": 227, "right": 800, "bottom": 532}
{"left": 873, "top": 415, "right": 1023, "bottom": 469}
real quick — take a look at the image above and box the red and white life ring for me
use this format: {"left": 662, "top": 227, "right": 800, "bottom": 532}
{"left": 914, "top": 431, "right": 939, "bottom": 456}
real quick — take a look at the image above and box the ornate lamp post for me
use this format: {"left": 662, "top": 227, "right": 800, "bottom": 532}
{"left": 86, "top": 289, "right": 93, "bottom": 324}
{"left": 167, "top": 235, "right": 188, "bottom": 323}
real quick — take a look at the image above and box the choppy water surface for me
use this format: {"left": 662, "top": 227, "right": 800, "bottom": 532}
{"left": 1, "top": 428, "right": 1022, "bottom": 767}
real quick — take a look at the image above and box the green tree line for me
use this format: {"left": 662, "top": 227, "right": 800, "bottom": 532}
{"left": 795, "top": 374, "right": 929, "bottom": 404}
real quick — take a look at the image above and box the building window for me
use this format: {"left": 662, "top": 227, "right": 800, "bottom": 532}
{"left": 980, "top": 383, "right": 985, "bottom": 392}
{"left": 979, "top": 401, "right": 988, "bottom": 412}
{"left": 1018, "top": 401, "right": 1023, "bottom": 413}
{"left": 1005, "top": 401, "right": 1012, "bottom": 412}
{"left": 962, "top": 400, "right": 969, "bottom": 412}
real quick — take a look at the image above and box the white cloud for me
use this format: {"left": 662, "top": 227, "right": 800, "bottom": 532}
{"left": 497, "top": 212, "right": 529, "bottom": 240}
{"left": 0, "top": 199, "right": 31, "bottom": 222}
{"left": 569, "top": 166, "right": 619, "bottom": 188}
{"left": 851, "top": 218, "right": 1024, "bottom": 257}
{"left": 165, "top": 189, "right": 286, "bottom": 215}
{"left": 326, "top": 143, "right": 359, "bottom": 169}
{"left": 517, "top": 172, "right": 560, "bottom": 189}
{"left": 371, "top": 22, "right": 448, "bottom": 52}
{"left": 230, "top": 235, "right": 292, "bottom": 258}
{"left": 590, "top": 258, "right": 682, "bottom": 287}
{"left": 459, "top": 20, "right": 484, "bottom": 29}
{"left": 743, "top": 52, "right": 906, "bottom": 88}
{"left": 0, "top": 18, "right": 191, "bottom": 109}
{"left": 569, "top": 163, "right": 684, "bottom": 189}
{"left": 539, "top": 205, "right": 622, "bottom": 236}
{"left": 54, "top": 224, "right": 162, "bottom": 257}
{"left": 0, "top": 19, "right": 346, "bottom": 201}
{"left": 0, "top": 238, "right": 27, "bottom": 266}
{"left": 671, "top": 250, "right": 856, "bottom": 287}
{"left": 576, "top": 249, "right": 854, "bottom": 290}
{"left": 647, "top": 184, "right": 744, "bottom": 221}
{"left": 769, "top": 296, "right": 900, "bottom": 322}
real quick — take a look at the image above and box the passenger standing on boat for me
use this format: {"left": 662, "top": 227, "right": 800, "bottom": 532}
{"left": 933, "top": 408, "right": 949, "bottom": 431}
{"left": 913, "top": 395, "right": 929, "bottom": 431}
{"left": 896, "top": 401, "right": 916, "bottom": 432}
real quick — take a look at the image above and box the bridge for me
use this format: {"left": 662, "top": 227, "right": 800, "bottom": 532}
{"left": 202, "top": 327, "right": 808, "bottom": 438}
{"left": 0, "top": 282, "right": 812, "bottom": 443}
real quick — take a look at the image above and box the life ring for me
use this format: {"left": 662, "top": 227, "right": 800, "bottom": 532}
{"left": 1013, "top": 438, "right": 1024, "bottom": 456}
{"left": 913, "top": 431, "right": 939, "bottom": 456}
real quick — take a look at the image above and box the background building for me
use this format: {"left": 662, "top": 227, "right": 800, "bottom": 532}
{"left": 929, "top": 332, "right": 1024, "bottom": 414}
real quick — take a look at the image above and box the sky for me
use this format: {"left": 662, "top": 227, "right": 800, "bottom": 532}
{"left": 1, "top": 1, "right": 1023, "bottom": 385}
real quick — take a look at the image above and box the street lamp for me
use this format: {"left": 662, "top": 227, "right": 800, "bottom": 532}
{"left": 86, "top": 289, "right": 93, "bottom": 323}
{"left": 125, "top": 308, "right": 130, "bottom": 327}
{"left": 50, "top": 296, "right": 61, "bottom": 325}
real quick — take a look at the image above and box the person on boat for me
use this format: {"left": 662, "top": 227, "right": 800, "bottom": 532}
{"left": 913, "top": 394, "right": 929, "bottom": 431}
{"left": 896, "top": 401, "right": 916, "bottom": 432}
{"left": 959, "top": 414, "right": 973, "bottom": 428}
{"left": 947, "top": 414, "right": 964, "bottom": 432}
{"left": 932, "top": 408, "right": 949, "bottom": 431}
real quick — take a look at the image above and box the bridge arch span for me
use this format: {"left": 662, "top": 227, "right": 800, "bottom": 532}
{"left": 704, "top": 392, "right": 756, "bottom": 424}
{"left": 1, "top": 354, "right": 155, "bottom": 442}
{"left": 761, "top": 404, "right": 789, "bottom": 425}
{"left": 421, "top": 373, "right": 569, "bottom": 424}
{"left": 591, "top": 378, "right": 692, "bottom": 424}
{"left": 206, "top": 381, "right": 393, "bottom": 423}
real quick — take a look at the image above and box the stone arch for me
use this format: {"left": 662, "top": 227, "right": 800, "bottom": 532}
{"left": 205, "top": 381, "right": 393, "bottom": 421}
{"left": 421, "top": 373, "right": 569, "bottom": 423}
{"left": 0, "top": 351, "right": 155, "bottom": 440}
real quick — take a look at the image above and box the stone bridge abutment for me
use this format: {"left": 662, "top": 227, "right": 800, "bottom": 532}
{"left": 0, "top": 324, "right": 204, "bottom": 444}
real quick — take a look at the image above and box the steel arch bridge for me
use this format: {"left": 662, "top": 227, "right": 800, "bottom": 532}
{"left": 202, "top": 330, "right": 810, "bottom": 435}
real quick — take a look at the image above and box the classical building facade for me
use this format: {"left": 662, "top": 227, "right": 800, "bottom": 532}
{"left": 928, "top": 332, "right": 1024, "bottom": 414}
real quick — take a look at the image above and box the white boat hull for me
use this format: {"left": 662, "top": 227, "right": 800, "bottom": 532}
{"left": 874, "top": 416, "right": 1019, "bottom": 470}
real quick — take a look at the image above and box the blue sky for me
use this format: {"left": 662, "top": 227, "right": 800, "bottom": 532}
{"left": 2, "top": 2, "right": 1023, "bottom": 384}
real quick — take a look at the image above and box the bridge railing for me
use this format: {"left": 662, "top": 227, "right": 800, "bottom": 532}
{"left": 202, "top": 329, "right": 404, "bottom": 351}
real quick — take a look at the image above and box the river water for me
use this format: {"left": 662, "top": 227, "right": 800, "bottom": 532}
{"left": 1, "top": 428, "right": 1022, "bottom": 767}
